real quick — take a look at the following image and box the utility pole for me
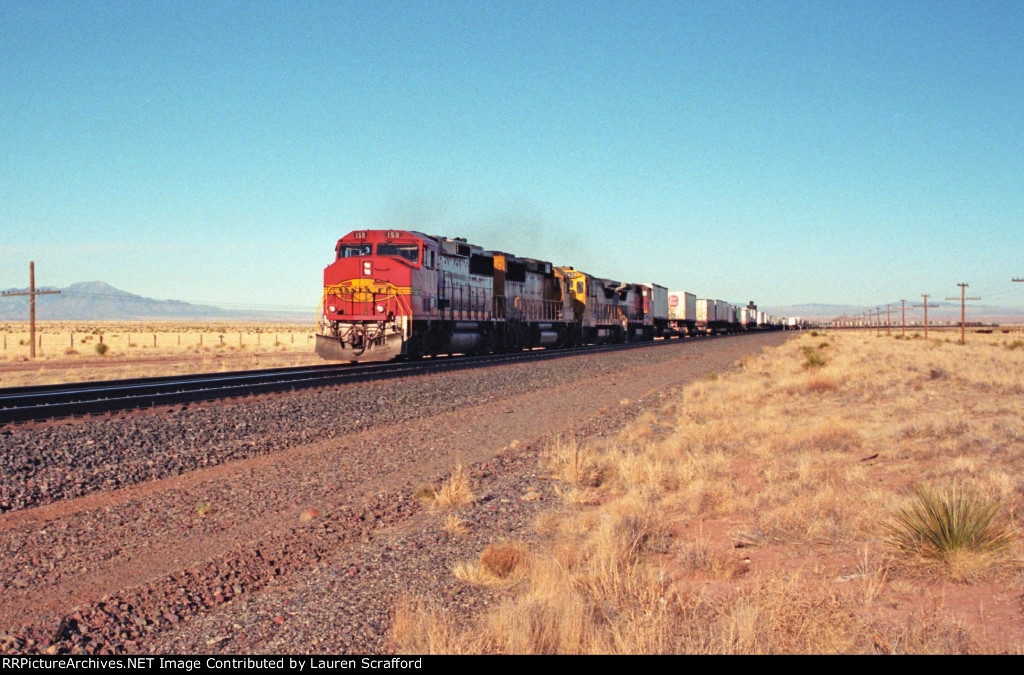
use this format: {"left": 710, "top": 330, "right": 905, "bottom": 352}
{"left": 886, "top": 303, "right": 892, "bottom": 334}
{"left": 946, "top": 283, "right": 980, "bottom": 345}
{"left": 900, "top": 299, "right": 906, "bottom": 336}
{"left": 920, "top": 294, "right": 930, "bottom": 339}
{"left": 2, "top": 262, "right": 61, "bottom": 358}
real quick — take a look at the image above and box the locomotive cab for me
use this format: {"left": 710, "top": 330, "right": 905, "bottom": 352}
{"left": 317, "top": 230, "right": 431, "bottom": 361}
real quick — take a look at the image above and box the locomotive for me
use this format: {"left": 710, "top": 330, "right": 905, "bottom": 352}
{"left": 316, "top": 229, "right": 794, "bottom": 362}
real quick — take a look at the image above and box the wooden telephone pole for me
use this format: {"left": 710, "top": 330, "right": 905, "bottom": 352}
{"left": 946, "top": 282, "right": 980, "bottom": 345}
{"left": 2, "top": 262, "right": 61, "bottom": 358}
{"left": 919, "top": 294, "right": 930, "bottom": 339}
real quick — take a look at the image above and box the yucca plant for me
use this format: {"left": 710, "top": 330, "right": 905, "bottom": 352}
{"left": 885, "top": 485, "right": 1013, "bottom": 560}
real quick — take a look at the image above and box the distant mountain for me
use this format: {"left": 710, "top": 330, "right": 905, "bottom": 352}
{"left": 761, "top": 302, "right": 1024, "bottom": 325}
{"left": 0, "top": 281, "right": 308, "bottom": 322}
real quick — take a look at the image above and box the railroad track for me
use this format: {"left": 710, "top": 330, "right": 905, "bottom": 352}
{"left": 0, "top": 333, "right": 757, "bottom": 425}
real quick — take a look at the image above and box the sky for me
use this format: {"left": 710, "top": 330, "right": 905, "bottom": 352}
{"left": 2, "top": 0, "right": 1023, "bottom": 315}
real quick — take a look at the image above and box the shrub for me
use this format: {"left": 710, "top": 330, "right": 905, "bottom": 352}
{"left": 452, "top": 540, "right": 529, "bottom": 586}
{"left": 94, "top": 343, "right": 109, "bottom": 355}
{"left": 800, "top": 345, "right": 826, "bottom": 369}
{"left": 433, "top": 463, "right": 474, "bottom": 510}
{"left": 413, "top": 484, "right": 438, "bottom": 505}
{"left": 884, "top": 485, "right": 1013, "bottom": 561}
{"left": 479, "top": 541, "right": 526, "bottom": 579}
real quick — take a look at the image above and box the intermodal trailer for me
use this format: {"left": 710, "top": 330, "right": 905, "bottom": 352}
{"left": 668, "top": 291, "right": 697, "bottom": 336}
{"left": 640, "top": 283, "right": 670, "bottom": 337}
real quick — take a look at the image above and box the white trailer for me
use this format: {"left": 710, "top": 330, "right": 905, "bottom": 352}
{"left": 668, "top": 291, "right": 697, "bottom": 335}
{"left": 696, "top": 299, "right": 715, "bottom": 333}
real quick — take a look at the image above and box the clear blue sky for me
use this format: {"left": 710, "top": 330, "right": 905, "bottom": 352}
{"left": 3, "top": 0, "right": 1023, "bottom": 313}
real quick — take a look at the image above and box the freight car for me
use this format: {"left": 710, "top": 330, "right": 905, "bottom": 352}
{"left": 316, "top": 229, "right": 788, "bottom": 362}
{"left": 667, "top": 291, "right": 697, "bottom": 336}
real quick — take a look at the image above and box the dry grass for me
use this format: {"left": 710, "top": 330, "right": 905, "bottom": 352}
{"left": 442, "top": 513, "right": 469, "bottom": 536}
{"left": 432, "top": 463, "right": 475, "bottom": 511}
{"left": 392, "top": 329, "right": 1024, "bottom": 653}
{"left": 543, "top": 436, "right": 604, "bottom": 488}
{"left": 676, "top": 536, "right": 747, "bottom": 579}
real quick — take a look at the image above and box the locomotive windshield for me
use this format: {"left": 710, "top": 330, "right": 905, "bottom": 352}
{"left": 338, "top": 244, "right": 372, "bottom": 259}
{"left": 377, "top": 243, "right": 420, "bottom": 263}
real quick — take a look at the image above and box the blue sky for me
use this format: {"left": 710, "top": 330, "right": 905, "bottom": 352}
{"left": 2, "top": 0, "right": 1023, "bottom": 313}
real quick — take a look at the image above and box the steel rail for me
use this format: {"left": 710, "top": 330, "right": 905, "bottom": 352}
{"left": 0, "top": 332, "right": 766, "bottom": 425}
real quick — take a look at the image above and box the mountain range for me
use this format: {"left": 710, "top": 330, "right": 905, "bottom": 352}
{"left": 761, "top": 302, "right": 1024, "bottom": 325}
{"left": 1, "top": 282, "right": 308, "bottom": 322}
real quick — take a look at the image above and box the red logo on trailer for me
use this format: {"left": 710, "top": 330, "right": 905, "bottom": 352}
{"left": 669, "top": 295, "right": 679, "bottom": 307}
